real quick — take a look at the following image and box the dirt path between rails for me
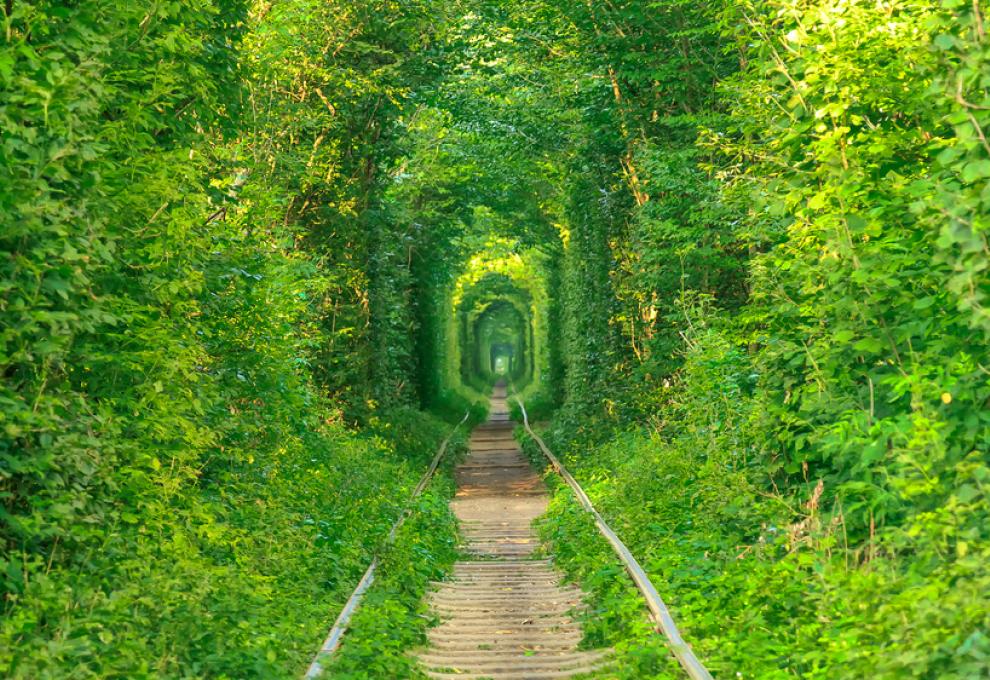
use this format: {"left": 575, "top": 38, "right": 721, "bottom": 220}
{"left": 414, "top": 384, "right": 611, "bottom": 679}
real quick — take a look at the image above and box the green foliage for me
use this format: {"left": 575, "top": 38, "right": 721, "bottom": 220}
{"left": 1, "top": 1, "right": 468, "bottom": 677}
{"left": 1, "top": 395, "right": 462, "bottom": 677}
{"left": 4, "top": 0, "right": 989, "bottom": 676}
{"left": 323, "top": 472, "right": 462, "bottom": 679}
{"left": 612, "top": 144, "right": 748, "bottom": 389}
{"left": 502, "top": 0, "right": 990, "bottom": 676}
{"left": 535, "top": 310, "right": 990, "bottom": 677}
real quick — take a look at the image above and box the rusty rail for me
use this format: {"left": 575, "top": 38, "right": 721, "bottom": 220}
{"left": 514, "top": 397, "right": 715, "bottom": 680}
{"left": 304, "top": 411, "right": 470, "bottom": 678}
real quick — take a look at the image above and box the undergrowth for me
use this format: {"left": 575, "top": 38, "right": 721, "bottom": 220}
{"left": 321, "top": 471, "right": 462, "bottom": 678}
{"left": 0, "top": 408, "right": 466, "bottom": 679}
{"left": 523, "top": 324, "right": 990, "bottom": 679}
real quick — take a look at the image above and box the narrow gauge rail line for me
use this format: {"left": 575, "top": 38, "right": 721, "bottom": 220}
{"left": 412, "top": 383, "right": 611, "bottom": 678}
{"left": 305, "top": 384, "right": 714, "bottom": 679}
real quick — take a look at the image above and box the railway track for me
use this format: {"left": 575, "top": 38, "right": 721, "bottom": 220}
{"left": 413, "top": 383, "right": 612, "bottom": 679}
{"left": 307, "top": 382, "right": 710, "bottom": 679}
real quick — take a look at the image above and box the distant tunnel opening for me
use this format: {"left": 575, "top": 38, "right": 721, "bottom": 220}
{"left": 452, "top": 268, "right": 541, "bottom": 397}
{"left": 436, "top": 236, "right": 557, "bottom": 413}
{"left": 472, "top": 300, "right": 528, "bottom": 383}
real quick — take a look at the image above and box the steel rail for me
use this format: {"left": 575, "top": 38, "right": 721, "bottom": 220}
{"left": 514, "top": 397, "right": 715, "bottom": 680}
{"left": 303, "top": 411, "right": 470, "bottom": 679}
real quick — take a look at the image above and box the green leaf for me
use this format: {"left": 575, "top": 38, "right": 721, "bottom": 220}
{"left": 961, "top": 159, "right": 990, "bottom": 183}
{"left": 853, "top": 337, "right": 885, "bottom": 353}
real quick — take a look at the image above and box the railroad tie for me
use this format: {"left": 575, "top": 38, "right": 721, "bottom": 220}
{"left": 414, "top": 384, "right": 612, "bottom": 679}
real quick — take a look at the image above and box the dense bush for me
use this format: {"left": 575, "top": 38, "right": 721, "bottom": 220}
{"left": 504, "top": 0, "right": 990, "bottom": 676}
{"left": 1, "top": 2, "right": 467, "bottom": 677}
{"left": 537, "top": 306, "right": 989, "bottom": 677}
